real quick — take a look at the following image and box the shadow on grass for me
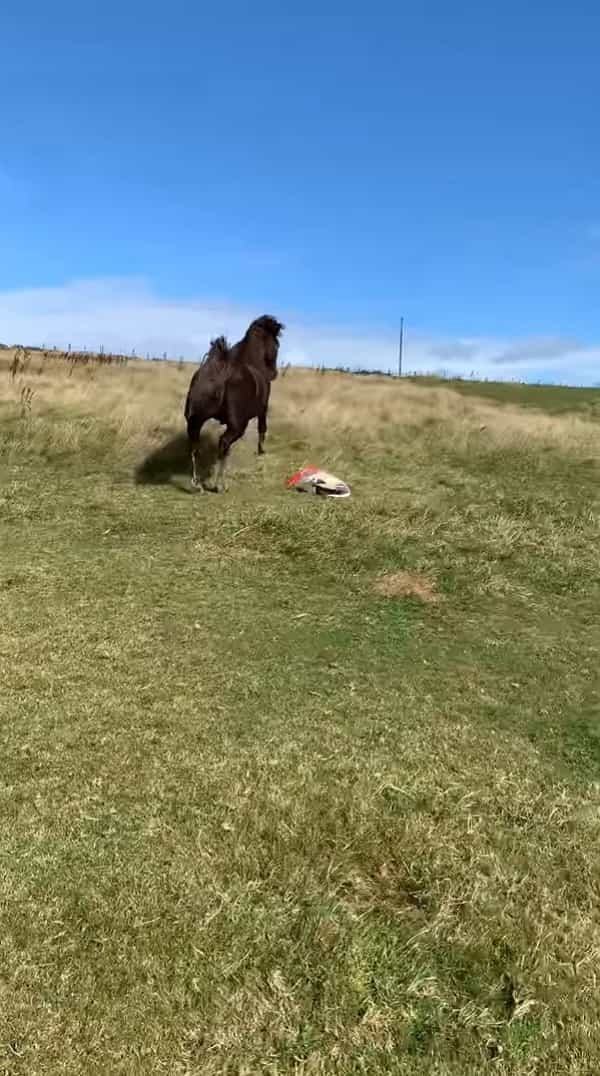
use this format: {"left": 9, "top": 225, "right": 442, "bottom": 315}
{"left": 134, "top": 432, "right": 217, "bottom": 492}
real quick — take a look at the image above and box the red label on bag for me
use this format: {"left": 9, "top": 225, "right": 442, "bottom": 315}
{"left": 285, "top": 466, "right": 319, "bottom": 488}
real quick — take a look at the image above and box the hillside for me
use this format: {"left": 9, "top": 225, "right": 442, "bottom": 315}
{"left": 1, "top": 348, "right": 599, "bottom": 1074}
{"left": 406, "top": 373, "right": 600, "bottom": 416}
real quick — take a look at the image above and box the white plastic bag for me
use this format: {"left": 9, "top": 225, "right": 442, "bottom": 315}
{"left": 286, "top": 466, "right": 351, "bottom": 498}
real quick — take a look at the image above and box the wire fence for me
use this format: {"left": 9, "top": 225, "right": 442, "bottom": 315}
{"left": 2, "top": 340, "right": 597, "bottom": 390}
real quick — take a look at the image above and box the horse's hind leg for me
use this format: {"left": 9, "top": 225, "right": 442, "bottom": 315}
{"left": 191, "top": 444, "right": 204, "bottom": 490}
{"left": 187, "top": 417, "right": 204, "bottom": 489}
{"left": 208, "top": 423, "right": 246, "bottom": 492}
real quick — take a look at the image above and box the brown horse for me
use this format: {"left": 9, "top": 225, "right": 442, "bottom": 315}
{"left": 184, "top": 315, "right": 284, "bottom": 491}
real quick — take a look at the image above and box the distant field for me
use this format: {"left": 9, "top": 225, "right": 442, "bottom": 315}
{"left": 1, "top": 347, "right": 599, "bottom": 1074}
{"left": 406, "top": 374, "right": 600, "bottom": 416}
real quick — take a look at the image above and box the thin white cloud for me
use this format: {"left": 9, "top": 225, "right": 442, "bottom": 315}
{"left": 0, "top": 276, "right": 598, "bottom": 386}
{"left": 488, "top": 337, "right": 586, "bottom": 365}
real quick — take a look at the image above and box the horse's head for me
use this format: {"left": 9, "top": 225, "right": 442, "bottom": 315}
{"left": 246, "top": 315, "right": 284, "bottom": 380}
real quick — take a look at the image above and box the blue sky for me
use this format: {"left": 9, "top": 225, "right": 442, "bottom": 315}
{"left": 2, "top": 3, "right": 599, "bottom": 382}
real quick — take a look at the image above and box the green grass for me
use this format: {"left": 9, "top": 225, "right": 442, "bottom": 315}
{"left": 1, "top": 366, "right": 600, "bottom": 1074}
{"left": 407, "top": 375, "right": 600, "bottom": 416}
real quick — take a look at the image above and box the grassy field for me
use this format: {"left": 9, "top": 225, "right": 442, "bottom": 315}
{"left": 405, "top": 374, "right": 600, "bottom": 416}
{"left": 1, "top": 349, "right": 599, "bottom": 1074}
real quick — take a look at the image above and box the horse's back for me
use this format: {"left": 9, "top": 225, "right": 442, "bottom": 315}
{"left": 184, "top": 364, "right": 226, "bottom": 425}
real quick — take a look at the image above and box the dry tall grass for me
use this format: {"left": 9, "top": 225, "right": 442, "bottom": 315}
{"left": 2, "top": 347, "right": 599, "bottom": 464}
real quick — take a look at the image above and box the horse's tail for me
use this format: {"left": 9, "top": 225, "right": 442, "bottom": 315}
{"left": 184, "top": 372, "right": 199, "bottom": 421}
{"left": 184, "top": 336, "right": 231, "bottom": 424}
{"left": 204, "top": 335, "right": 230, "bottom": 366}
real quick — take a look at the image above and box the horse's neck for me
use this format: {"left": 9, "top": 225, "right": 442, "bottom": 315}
{"left": 241, "top": 344, "right": 266, "bottom": 372}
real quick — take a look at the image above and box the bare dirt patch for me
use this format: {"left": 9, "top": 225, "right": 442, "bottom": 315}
{"left": 373, "top": 570, "right": 439, "bottom": 603}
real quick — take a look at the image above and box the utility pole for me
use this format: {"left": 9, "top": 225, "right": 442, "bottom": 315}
{"left": 398, "top": 316, "right": 404, "bottom": 377}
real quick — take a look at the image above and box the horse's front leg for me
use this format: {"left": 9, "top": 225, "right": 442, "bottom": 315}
{"left": 257, "top": 408, "right": 268, "bottom": 455}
